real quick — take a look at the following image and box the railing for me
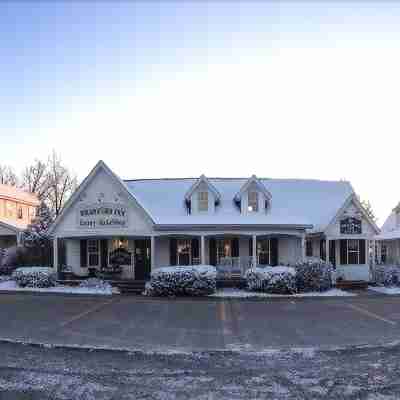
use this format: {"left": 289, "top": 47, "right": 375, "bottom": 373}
{"left": 216, "top": 256, "right": 254, "bottom": 279}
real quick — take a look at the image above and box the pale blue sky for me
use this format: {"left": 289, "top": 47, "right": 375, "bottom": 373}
{"left": 1, "top": 1, "right": 400, "bottom": 223}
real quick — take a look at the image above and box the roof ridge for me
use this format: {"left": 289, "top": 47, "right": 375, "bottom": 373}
{"left": 123, "top": 177, "right": 349, "bottom": 183}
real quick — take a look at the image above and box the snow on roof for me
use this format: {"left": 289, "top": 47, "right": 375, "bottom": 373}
{"left": 123, "top": 177, "right": 353, "bottom": 231}
{"left": 376, "top": 211, "right": 400, "bottom": 240}
{"left": 0, "top": 184, "right": 39, "bottom": 206}
{"left": 0, "top": 217, "right": 29, "bottom": 232}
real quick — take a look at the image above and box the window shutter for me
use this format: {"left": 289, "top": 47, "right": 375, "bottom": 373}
{"left": 359, "top": 239, "right": 366, "bottom": 265}
{"left": 232, "top": 238, "right": 239, "bottom": 257}
{"left": 249, "top": 238, "right": 253, "bottom": 257}
{"left": 80, "top": 240, "right": 87, "bottom": 268}
{"left": 191, "top": 238, "right": 199, "bottom": 260}
{"left": 320, "top": 239, "right": 326, "bottom": 261}
{"left": 271, "top": 238, "right": 278, "bottom": 266}
{"left": 100, "top": 239, "right": 108, "bottom": 268}
{"left": 170, "top": 238, "right": 177, "bottom": 266}
{"left": 340, "top": 239, "right": 347, "bottom": 265}
{"left": 209, "top": 238, "right": 216, "bottom": 266}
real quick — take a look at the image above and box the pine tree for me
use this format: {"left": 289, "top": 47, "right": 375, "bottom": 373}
{"left": 23, "top": 202, "right": 54, "bottom": 249}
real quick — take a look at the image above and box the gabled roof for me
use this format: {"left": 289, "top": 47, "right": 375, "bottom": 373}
{"left": 376, "top": 209, "right": 399, "bottom": 240}
{"left": 0, "top": 184, "right": 39, "bottom": 206}
{"left": 234, "top": 175, "right": 272, "bottom": 202}
{"left": 0, "top": 218, "right": 25, "bottom": 234}
{"left": 184, "top": 175, "right": 221, "bottom": 202}
{"left": 48, "top": 160, "right": 155, "bottom": 236}
{"left": 124, "top": 177, "right": 354, "bottom": 229}
{"left": 326, "top": 193, "right": 380, "bottom": 235}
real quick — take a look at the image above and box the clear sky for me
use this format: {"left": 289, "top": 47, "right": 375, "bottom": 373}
{"left": 1, "top": 1, "right": 399, "bottom": 224}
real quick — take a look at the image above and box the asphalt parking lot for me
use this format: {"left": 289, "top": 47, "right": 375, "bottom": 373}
{"left": 1, "top": 292, "right": 400, "bottom": 352}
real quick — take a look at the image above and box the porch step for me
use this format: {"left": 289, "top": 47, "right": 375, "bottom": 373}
{"left": 336, "top": 280, "right": 369, "bottom": 290}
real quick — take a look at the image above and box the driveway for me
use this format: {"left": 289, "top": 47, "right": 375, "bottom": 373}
{"left": 1, "top": 293, "right": 400, "bottom": 352}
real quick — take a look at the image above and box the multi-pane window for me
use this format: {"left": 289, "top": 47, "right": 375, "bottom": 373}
{"left": 381, "top": 244, "right": 387, "bottom": 263}
{"left": 306, "top": 240, "right": 313, "bottom": 257}
{"left": 257, "top": 239, "right": 271, "bottom": 265}
{"left": 248, "top": 191, "right": 258, "bottom": 212}
{"left": 198, "top": 191, "right": 208, "bottom": 212}
{"left": 177, "top": 239, "right": 192, "bottom": 266}
{"left": 347, "top": 239, "right": 359, "bottom": 264}
{"left": 6, "top": 201, "right": 14, "bottom": 218}
{"left": 87, "top": 240, "right": 100, "bottom": 267}
{"left": 216, "top": 239, "right": 231, "bottom": 263}
{"left": 340, "top": 217, "right": 362, "bottom": 234}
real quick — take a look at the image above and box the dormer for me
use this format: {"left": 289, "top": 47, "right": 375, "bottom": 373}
{"left": 234, "top": 175, "right": 272, "bottom": 215}
{"left": 184, "top": 175, "right": 221, "bottom": 215}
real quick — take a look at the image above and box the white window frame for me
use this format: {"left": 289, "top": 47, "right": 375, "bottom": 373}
{"left": 257, "top": 239, "right": 271, "bottom": 265}
{"left": 177, "top": 239, "right": 192, "bottom": 266}
{"left": 248, "top": 191, "right": 259, "bottom": 212}
{"left": 87, "top": 239, "right": 100, "bottom": 267}
{"left": 347, "top": 239, "right": 360, "bottom": 265}
{"left": 198, "top": 191, "right": 208, "bottom": 212}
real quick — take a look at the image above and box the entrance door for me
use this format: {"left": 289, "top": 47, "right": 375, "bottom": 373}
{"left": 134, "top": 239, "right": 151, "bottom": 280}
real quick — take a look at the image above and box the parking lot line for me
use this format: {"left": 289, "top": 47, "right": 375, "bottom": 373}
{"left": 348, "top": 304, "right": 397, "bottom": 326}
{"left": 59, "top": 298, "right": 119, "bottom": 328}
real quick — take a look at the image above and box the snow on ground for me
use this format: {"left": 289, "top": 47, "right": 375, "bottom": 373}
{"left": 209, "top": 288, "right": 355, "bottom": 298}
{"left": 369, "top": 286, "right": 400, "bottom": 295}
{"left": 152, "top": 264, "right": 217, "bottom": 278}
{"left": 0, "top": 279, "right": 119, "bottom": 295}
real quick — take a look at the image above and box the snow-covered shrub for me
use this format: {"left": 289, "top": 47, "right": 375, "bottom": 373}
{"left": 12, "top": 267, "right": 56, "bottom": 288}
{"left": 1, "top": 246, "right": 26, "bottom": 269}
{"left": 79, "top": 278, "right": 113, "bottom": 291}
{"left": 245, "top": 266, "right": 297, "bottom": 294}
{"left": 373, "top": 265, "right": 400, "bottom": 287}
{"left": 145, "top": 265, "right": 217, "bottom": 297}
{"left": 293, "top": 259, "right": 334, "bottom": 292}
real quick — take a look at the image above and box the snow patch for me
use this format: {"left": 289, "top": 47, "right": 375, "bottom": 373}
{"left": 369, "top": 286, "right": 400, "bottom": 295}
{"left": 209, "top": 288, "right": 355, "bottom": 298}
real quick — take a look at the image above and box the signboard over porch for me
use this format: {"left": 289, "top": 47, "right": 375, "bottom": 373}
{"left": 77, "top": 203, "right": 128, "bottom": 229}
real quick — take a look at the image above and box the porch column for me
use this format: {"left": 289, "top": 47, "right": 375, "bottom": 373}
{"left": 53, "top": 237, "right": 58, "bottom": 272}
{"left": 151, "top": 236, "right": 155, "bottom": 270}
{"left": 252, "top": 235, "right": 257, "bottom": 267}
{"left": 200, "top": 235, "right": 205, "bottom": 265}
{"left": 377, "top": 241, "right": 382, "bottom": 264}
{"left": 326, "top": 238, "right": 330, "bottom": 264}
{"left": 301, "top": 233, "right": 306, "bottom": 261}
{"left": 366, "top": 239, "right": 370, "bottom": 266}
{"left": 372, "top": 240, "right": 376, "bottom": 267}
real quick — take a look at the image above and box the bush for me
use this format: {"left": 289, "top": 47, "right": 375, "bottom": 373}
{"left": 12, "top": 267, "right": 56, "bottom": 288}
{"left": 145, "top": 265, "right": 217, "bottom": 297}
{"left": 245, "top": 266, "right": 297, "bottom": 294}
{"left": 373, "top": 265, "right": 400, "bottom": 287}
{"left": 79, "top": 278, "right": 113, "bottom": 291}
{"left": 0, "top": 246, "right": 26, "bottom": 269}
{"left": 293, "top": 259, "right": 334, "bottom": 292}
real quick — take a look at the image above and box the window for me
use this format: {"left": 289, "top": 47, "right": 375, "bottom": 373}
{"left": 216, "top": 239, "right": 232, "bottom": 263}
{"left": 347, "top": 239, "right": 360, "bottom": 264}
{"left": 248, "top": 191, "right": 258, "bottom": 212}
{"left": 381, "top": 244, "right": 387, "bottom": 263}
{"left": 257, "top": 239, "right": 271, "bottom": 265}
{"left": 6, "top": 201, "right": 14, "bottom": 218}
{"left": 87, "top": 240, "right": 100, "bottom": 267}
{"left": 17, "top": 206, "right": 23, "bottom": 219}
{"left": 340, "top": 217, "right": 362, "bottom": 234}
{"left": 177, "top": 239, "right": 192, "bottom": 266}
{"left": 306, "top": 240, "right": 313, "bottom": 257}
{"left": 198, "top": 191, "right": 208, "bottom": 212}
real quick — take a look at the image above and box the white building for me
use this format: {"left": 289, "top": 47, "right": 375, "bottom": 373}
{"left": 48, "top": 161, "right": 379, "bottom": 282}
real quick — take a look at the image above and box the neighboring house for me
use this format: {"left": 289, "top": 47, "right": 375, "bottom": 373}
{"left": 0, "top": 184, "right": 40, "bottom": 249}
{"left": 375, "top": 204, "right": 400, "bottom": 264}
{"left": 48, "top": 161, "right": 379, "bottom": 282}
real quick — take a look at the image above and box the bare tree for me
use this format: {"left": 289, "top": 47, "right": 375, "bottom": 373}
{"left": 46, "top": 151, "right": 78, "bottom": 217}
{"left": 0, "top": 165, "right": 18, "bottom": 186}
{"left": 20, "top": 159, "right": 50, "bottom": 201}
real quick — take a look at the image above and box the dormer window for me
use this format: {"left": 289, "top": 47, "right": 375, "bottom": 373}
{"left": 248, "top": 191, "right": 259, "bottom": 212}
{"left": 198, "top": 191, "right": 208, "bottom": 212}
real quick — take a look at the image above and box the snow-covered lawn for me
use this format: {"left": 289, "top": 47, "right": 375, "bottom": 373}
{"left": 209, "top": 288, "right": 355, "bottom": 298}
{"left": 0, "top": 279, "right": 119, "bottom": 295}
{"left": 369, "top": 286, "right": 400, "bottom": 295}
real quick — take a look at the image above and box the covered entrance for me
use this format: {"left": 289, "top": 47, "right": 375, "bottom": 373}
{"left": 134, "top": 239, "right": 151, "bottom": 280}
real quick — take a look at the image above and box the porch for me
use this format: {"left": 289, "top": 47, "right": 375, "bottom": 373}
{"left": 55, "top": 233, "right": 304, "bottom": 282}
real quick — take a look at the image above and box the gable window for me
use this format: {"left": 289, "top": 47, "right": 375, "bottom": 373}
{"left": 248, "top": 191, "right": 258, "bottom": 212}
{"left": 87, "top": 239, "right": 100, "bottom": 267}
{"left": 257, "top": 239, "right": 271, "bottom": 265}
{"left": 340, "top": 217, "right": 362, "bottom": 234}
{"left": 306, "top": 240, "right": 313, "bottom": 257}
{"left": 198, "top": 191, "right": 208, "bottom": 212}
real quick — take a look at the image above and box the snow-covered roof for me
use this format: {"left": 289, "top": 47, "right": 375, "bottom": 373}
{"left": 0, "top": 217, "right": 28, "bottom": 233}
{"left": 0, "top": 184, "right": 39, "bottom": 206}
{"left": 124, "top": 177, "right": 354, "bottom": 231}
{"left": 376, "top": 211, "right": 400, "bottom": 240}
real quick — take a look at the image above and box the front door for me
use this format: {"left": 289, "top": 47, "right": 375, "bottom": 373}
{"left": 134, "top": 239, "right": 151, "bottom": 280}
